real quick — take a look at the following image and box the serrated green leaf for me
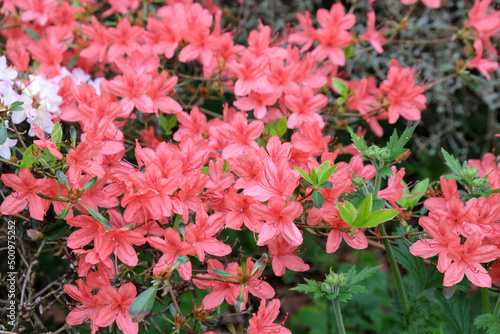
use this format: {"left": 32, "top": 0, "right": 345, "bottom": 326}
{"left": 378, "top": 166, "right": 393, "bottom": 179}
{"left": 347, "top": 126, "right": 369, "bottom": 156}
{"left": 332, "top": 78, "right": 349, "bottom": 96}
{"left": 441, "top": 148, "right": 463, "bottom": 178}
{"left": 443, "top": 174, "right": 460, "bottom": 180}
{"left": 311, "top": 191, "right": 324, "bottom": 208}
{"left": 352, "top": 194, "right": 372, "bottom": 229}
{"left": 201, "top": 166, "right": 209, "bottom": 174}
{"left": 362, "top": 209, "right": 398, "bottom": 228}
{"left": 295, "top": 167, "right": 313, "bottom": 184}
{"left": 474, "top": 313, "right": 500, "bottom": 334}
{"left": 386, "top": 122, "right": 418, "bottom": 162}
{"left": 210, "top": 268, "right": 237, "bottom": 279}
{"left": 23, "top": 26, "right": 40, "bottom": 40}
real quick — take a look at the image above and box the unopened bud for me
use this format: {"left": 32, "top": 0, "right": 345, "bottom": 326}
{"left": 463, "top": 166, "right": 479, "bottom": 179}
{"left": 27, "top": 229, "right": 44, "bottom": 241}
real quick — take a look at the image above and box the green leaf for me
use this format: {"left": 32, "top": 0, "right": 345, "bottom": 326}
{"left": 443, "top": 174, "right": 460, "bottom": 180}
{"left": 210, "top": 268, "right": 237, "bottom": 279}
{"left": 19, "top": 149, "right": 36, "bottom": 169}
{"left": 56, "top": 170, "right": 70, "bottom": 190}
{"left": 0, "top": 123, "right": 7, "bottom": 145}
{"left": 295, "top": 167, "right": 313, "bottom": 184}
{"left": 474, "top": 313, "right": 500, "bottom": 334}
{"left": 50, "top": 122, "right": 62, "bottom": 144}
{"left": 129, "top": 284, "right": 159, "bottom": 323}
{"left": 311, "top": 191, "right": 324, "bottom": 208}
{"left": 332, "top": 78, "right": 349, "bottom": 96}
{"left": 352, "top": 194, "right": 372, "bottom": 229}
{"left": 397, "top": 178, "right": 429, "bottom": 209}
{"left": 439, "top": 64, "right": 456, "bottom": 72}
{"left": 172, "top": 255, "right": 189, "bottom": 269}
{"left": 378, "top": 166, "right": 393, "bottom": 179}
{"left": 316, "top": 161, "right": 331, "bottom": 183}
{"left": 291, "top": 278, "right": 325, "bottom": 299}
{"left": 67, "top": 54, "right": 80, "bottom": 70}
{"left": 335, "top": 201, "right": 354, "bottom": 225}
{"left": 310, "top": 167, "right": 318, "bottom": 184}
{"left": 346, "top": 126, "right": 369, "bottom": 156}
{"left": 318, "top": 163, "right": 338, "bottom": 185}
{"left": 320, "top": 181, "right": 333, "bottom": 189}
{"left": 441, "top": 148, "right": 463, "bottom": 178}
{"left": 23, "top": 26, "right": 40, "bottom": 40}
{"left": 347, "top": 265, "right": 382, "bottom": 286}
{"left": 158, "top": 114, "right": 168, "bottom": 133}
{"left": 277, "top": 116, "right": 287, "bottom": 137}
{"left": 167, "top": 114, "right": 177, "bottom": 131}
{"left": 362, "top": 209, "right": 398, "bottom": 228}
{"left": 8, "top": 101, "right": 24, "bottom": 112}
{"left": 82, "top": 205, "right": 112, "bottom": 230}
{"left": 386, "top": 122, "right": 418, "bottom": 162}
{"left": 336, "top": 96, "right": 346, "bottom": 104}
{"left": 45, "top": 220, "right": 71, "bottom": 240}
{"left": 55, "top": 203, "right": 71, "bottom": 219}
{"left": 83, "top": 176, "right": 98, "bottom": 191}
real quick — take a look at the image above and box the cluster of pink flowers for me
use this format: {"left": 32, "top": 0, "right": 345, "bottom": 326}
{"left": 411, "top": 155, "right": 500, "bottom": 287}
{"left": 0, "top": 0, "right": 499, "bottom": 333}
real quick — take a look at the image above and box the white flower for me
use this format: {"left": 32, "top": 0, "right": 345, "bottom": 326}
{"left": 0, "top": 137, "right": 17, "bottom": 159}
{"left": 0, "top": 56, "right": 18, "bottom": 82}
{"left": 10, "top": 94, "right": 34, "bottom": 124}
{"left": 27, "top": 110, "right": 54, "bottom": 136}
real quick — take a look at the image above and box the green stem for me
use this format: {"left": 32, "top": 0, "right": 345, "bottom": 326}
{"left": 494, "top": 294, "right": 500, "bottom": 316}
{"left": 371, "top": 160, "right": 409, "bottom": 326}
{"left": 482, "top": 287, "right": 491, "bottom": 314}
{"left": 379, "top": 223, "right": 410, "bottom": 326}
{"left": 332, "top": 295, "right": 346, "bottom": 334}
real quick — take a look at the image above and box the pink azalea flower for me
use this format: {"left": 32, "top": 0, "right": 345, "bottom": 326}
{"left": 267, "top": 236, "right": 309, "bottom": 276}
{"left": 252, "top": 196, "right": 303, "bottom": 246}
{"left": 248, "top": 299, "right": 291, "bottom": 334}
{"left": 0, "top": 169, "right": 53, "bottom": 220}
{"left": 360, "top": 11, "right": 387, "bottom": 53}
{"left": 468, "top": 40, "right": 499, "bottom": 81}
{"left": 380, "top": 59, "right": 426, "bottom": 124}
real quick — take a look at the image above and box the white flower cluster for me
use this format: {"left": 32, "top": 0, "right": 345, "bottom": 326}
{"left": 0, "top": 56, "right": 103, "bottom": 159}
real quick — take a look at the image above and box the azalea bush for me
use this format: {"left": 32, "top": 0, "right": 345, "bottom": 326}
{"left": 0, "top": 0, "right": 499, "bottom": 333}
